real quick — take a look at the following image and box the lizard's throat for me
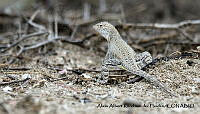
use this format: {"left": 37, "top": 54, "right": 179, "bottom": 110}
{"left": 109, "top": 32, "right": 121, "bottom": 41}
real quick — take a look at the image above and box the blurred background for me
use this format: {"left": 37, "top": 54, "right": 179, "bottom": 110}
{"left": 1, "top": 0, "right": 199, "bottom": 22}
{"left": 1, "top": 0, "right": 200, "bottom": 33}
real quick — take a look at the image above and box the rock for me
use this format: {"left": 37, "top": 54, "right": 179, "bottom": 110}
{"left": 22, "top": 74, "right": 31, "bottom": 80}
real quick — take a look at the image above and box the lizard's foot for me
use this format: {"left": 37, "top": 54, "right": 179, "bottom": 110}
{"left": 95, "top": 73, "right": 109, "bottom": 84}
{"left": 96, "top": 65, "right": 109, "bottom": 84}
{"left": 142, "top": 51, "right": 152, "bottom": 64}
{"left": 136, "top": 51, "right": 152, "bottom": 69}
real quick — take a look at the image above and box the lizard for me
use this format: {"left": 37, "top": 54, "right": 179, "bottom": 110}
{"left": 93, "top": 21, "right": 176, "bottom": 96}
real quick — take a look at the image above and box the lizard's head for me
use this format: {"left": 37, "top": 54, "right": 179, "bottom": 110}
{"left": 93, "top": 22, "right": 119, "bottom": 41}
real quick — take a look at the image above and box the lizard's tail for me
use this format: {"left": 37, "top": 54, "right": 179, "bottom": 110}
{"left": 132, "top": 70, "right": 177, "bottom": 97}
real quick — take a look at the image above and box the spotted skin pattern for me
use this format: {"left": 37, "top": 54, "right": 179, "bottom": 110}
{"left": 93, "top": 22, "right": 176, "bottom": 96}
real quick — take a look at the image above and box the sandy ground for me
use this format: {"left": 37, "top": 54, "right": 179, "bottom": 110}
{"left": 0, "top": 44, "right": 200, "bottom": 114}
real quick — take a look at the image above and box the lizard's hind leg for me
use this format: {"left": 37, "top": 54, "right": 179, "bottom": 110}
{"left": 135, "top": 51, "right": 152, "bottom": 69}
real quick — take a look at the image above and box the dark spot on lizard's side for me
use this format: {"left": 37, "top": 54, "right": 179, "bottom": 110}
{"left": 124, "top": 58, "right": 129, "bottom": 62}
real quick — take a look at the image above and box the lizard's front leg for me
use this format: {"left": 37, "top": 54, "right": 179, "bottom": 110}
{"left": 135, "top": 51, "right": 152, "bottom": 69}
{"left": 98, "top": 58, "right": 121, "bottom": 83}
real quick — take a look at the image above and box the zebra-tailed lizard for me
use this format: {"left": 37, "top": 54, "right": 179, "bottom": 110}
{"left": 93, "top": 22, "right": 176, "bottom": 96}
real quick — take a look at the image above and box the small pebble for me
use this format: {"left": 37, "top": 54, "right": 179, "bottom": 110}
{"left": 22, "top": 74, "right": 31, "bottom": 79}
{"left": 189, "top": 86, "right": 200, "bottom": 95}
{"left": 58, "top": 69, "right": 68, "bottom": 74}
{"left": 80, "top": 97, "right": 92, "bottom": 104}
{"left": 3, "top": 86, "right": 13, "bottom": 92}
{"left": 194, "top": 78, "right": 200, "bottom": 83}
{"left": 82, "top": 73, "right": 91, "bottom": 79}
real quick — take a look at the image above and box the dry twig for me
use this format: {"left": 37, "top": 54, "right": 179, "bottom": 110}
{"left": 0, "top": 78, "right": 30, "bottom": 86}
{"left": 118, "top": 20, "right": 200, "bottom": 41}
{"left": 0, "top": 32, "right": 48, "bottom": 53}
{"left": 120, "top": 20, "right": 200, "bottom": 30}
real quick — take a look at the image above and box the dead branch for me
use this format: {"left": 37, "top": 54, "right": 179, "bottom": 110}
{"left": 21, "top": 33, "right": 97, "bottom": 52}
{"left": 142, "top": 40, "right": 200, "bottom": 48}
{"left": 0, "top": 32, "right": 48, "bottom": 53}
{"left": 0, "top": 78, "right": 30, "bottom": 86}
{"left": 138, "top": 31, "right": 178, "bottom": 44}
{"left": 49, "top": 77, "right": 70, "bottom": 82}
{"left": 61, "top": 33, "right": 97, "bottom": 47}
{"left": 27, "top": 10, "right": 47, "bottom": 31}
{"left": 22, "top": 37, "right": 62, "bottom": 51}
{"left": 118, "top": 20, "right": 200, "bottom": 41}
{"left": 3, "top": 67, "right": 31, "bottom": 71}
{"left": 120, "top": 20, "right": 200, "bottom": 30}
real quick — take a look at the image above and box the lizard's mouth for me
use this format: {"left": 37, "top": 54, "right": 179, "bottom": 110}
{"left": 92, "top": 25, "right": 98, "bottom": 31}
{"left": 92, "top": 26, "right": 100, "bottom": 35}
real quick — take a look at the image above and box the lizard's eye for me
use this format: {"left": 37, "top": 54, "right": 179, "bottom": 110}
{"left": 99, "top": 24, "right": 102, "bottom": 27}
